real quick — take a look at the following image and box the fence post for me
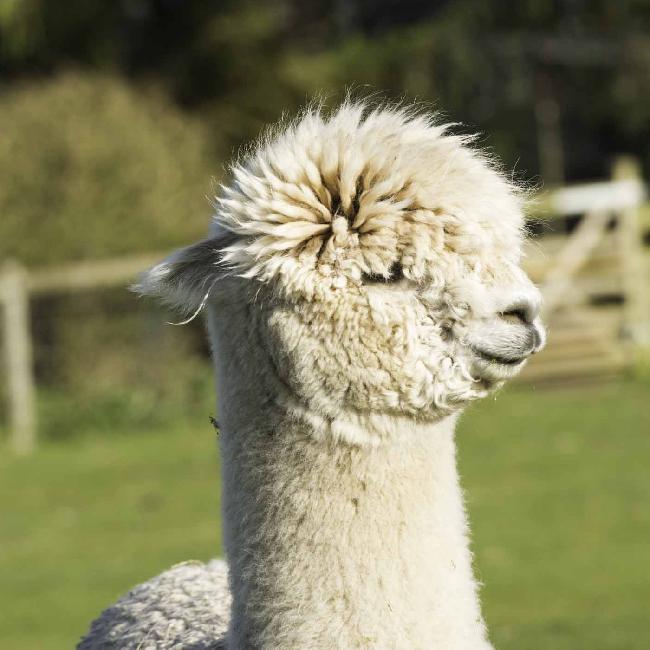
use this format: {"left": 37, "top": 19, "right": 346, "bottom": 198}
{"left": 612, "top": 157, "right": 649, "bottom": 348}
{"left": 1, "top": 260, "right": 37, "bottom": 454}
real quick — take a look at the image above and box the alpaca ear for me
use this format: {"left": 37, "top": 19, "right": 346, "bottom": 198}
{"left": 133, "top": 236, "right": 229, "bottom": 314}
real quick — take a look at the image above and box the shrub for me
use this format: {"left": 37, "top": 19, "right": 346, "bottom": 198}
{"left": 0, "top": 71, "right": 216, "bottom": 267}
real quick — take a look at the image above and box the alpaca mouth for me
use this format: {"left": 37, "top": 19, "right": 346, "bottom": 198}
{"left": 468, "top": 345, "right": 532, "bottom": 382}
{"left": 471, "top": 347, "right": 528, "bottom": 366}
{"left": 468, "top": 320, "right": 544, "bottom": 374}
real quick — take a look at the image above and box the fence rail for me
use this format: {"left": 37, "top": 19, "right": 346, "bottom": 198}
{"left": 2, "top": 158, "right": 649, "bottom": 452}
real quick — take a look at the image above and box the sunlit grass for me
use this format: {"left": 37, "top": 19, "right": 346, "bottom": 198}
{"left": 0, "top": 422, "right": 222, "bottom": 650}
{"left": 1, "top": 378, "right": 649, "bottom": 649}
{"left": 460, "top": 378, "right": 650, "bottom": 649}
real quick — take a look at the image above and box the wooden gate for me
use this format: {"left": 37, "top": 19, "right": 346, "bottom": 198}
{"left": 520, "top": 158, "right": 649, "bottom": 382}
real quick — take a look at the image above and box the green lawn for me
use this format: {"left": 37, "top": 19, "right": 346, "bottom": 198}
{"left": 1, "top": 379, "right": 649, "bottom": 649}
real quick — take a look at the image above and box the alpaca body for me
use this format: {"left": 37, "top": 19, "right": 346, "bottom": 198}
{"left": 79, "top": 416, "right": 489, "bottom": 650}
{"left": 78, "top": 560, "right": 230, "bottom": 649}
{"left": 79, "top": 102, "right": 545, "bottom": 649}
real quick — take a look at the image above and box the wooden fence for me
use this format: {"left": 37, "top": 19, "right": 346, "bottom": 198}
{"left": 0, "top": 252, "right": 164, "bottom": 454}
{"left": 520, "top": 157, "right": 649, "bottom": 381}
{"left": 1, "top": 158, "right": 649, "bottom": 453}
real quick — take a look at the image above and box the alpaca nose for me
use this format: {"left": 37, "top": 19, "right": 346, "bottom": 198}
{"left": 498, "top": 295, "right": 545, "bottom": 353}
{"left": 499, "top": 296, "right": 540, "bottom": 326}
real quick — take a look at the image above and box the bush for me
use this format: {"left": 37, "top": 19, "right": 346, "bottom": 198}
{"left": 0, "top": 71, "right": 217, "bottom": 267}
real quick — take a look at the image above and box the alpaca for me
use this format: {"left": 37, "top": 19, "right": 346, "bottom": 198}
{"left": 79, "top": 102, "right": 545, "bottom": 649}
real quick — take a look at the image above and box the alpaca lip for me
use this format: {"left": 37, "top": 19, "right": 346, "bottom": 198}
{"left": 471, "top": 347, "right": 528, "bottom": 366}
{"left": 469, "top": 320, "right": 543, "bottom": 368}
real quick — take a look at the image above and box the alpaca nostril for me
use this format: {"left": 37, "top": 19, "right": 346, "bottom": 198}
{"left": 499, "top": 296, "right": 540, "bottom": 325}
{"left": 500, "top": 308, "right": 528, "bottom": 325}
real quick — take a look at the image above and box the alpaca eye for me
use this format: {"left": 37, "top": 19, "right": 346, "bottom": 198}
{"left": 362, "top": 262, "right": 404, "bottom": 284}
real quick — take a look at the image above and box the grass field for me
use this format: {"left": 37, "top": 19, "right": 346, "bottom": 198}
{"left": 1, "top": 378, "right": 649, "bottom": 649}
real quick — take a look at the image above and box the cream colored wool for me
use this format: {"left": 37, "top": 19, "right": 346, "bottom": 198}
{"left": 79, "top": 102, "right": 545, "bottom": 649}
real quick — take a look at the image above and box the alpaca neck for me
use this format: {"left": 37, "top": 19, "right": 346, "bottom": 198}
{"left": 219, "top": 407, "right": 491, "bottom": 649}
{"left": 208, "top": 306, "right": 490, "bottom": 649}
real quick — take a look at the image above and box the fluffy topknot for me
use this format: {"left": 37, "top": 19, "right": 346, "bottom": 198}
{"left": 212, "top": 102, "right": 524, "bottom": 296}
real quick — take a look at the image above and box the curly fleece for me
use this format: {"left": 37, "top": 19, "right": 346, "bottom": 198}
{"left": 78, "top": 561, "right": 229, "bottom": 649}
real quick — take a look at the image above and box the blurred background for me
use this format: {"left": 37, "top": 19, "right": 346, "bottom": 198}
{"left": 1, "top": 1, "right": 649, "bottom": 648}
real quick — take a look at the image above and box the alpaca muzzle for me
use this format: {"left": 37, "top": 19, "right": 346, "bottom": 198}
{"left": 466, "top": 292, "right": 546, "bottom": 380}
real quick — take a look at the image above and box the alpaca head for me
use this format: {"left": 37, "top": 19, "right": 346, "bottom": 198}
{"left": 139, "top": 103, "right": 544, "bottom": 442}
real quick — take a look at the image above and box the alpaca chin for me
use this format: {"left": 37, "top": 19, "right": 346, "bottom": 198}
{"left": 282, "top": 393, "right": 460, "bottom": 447}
